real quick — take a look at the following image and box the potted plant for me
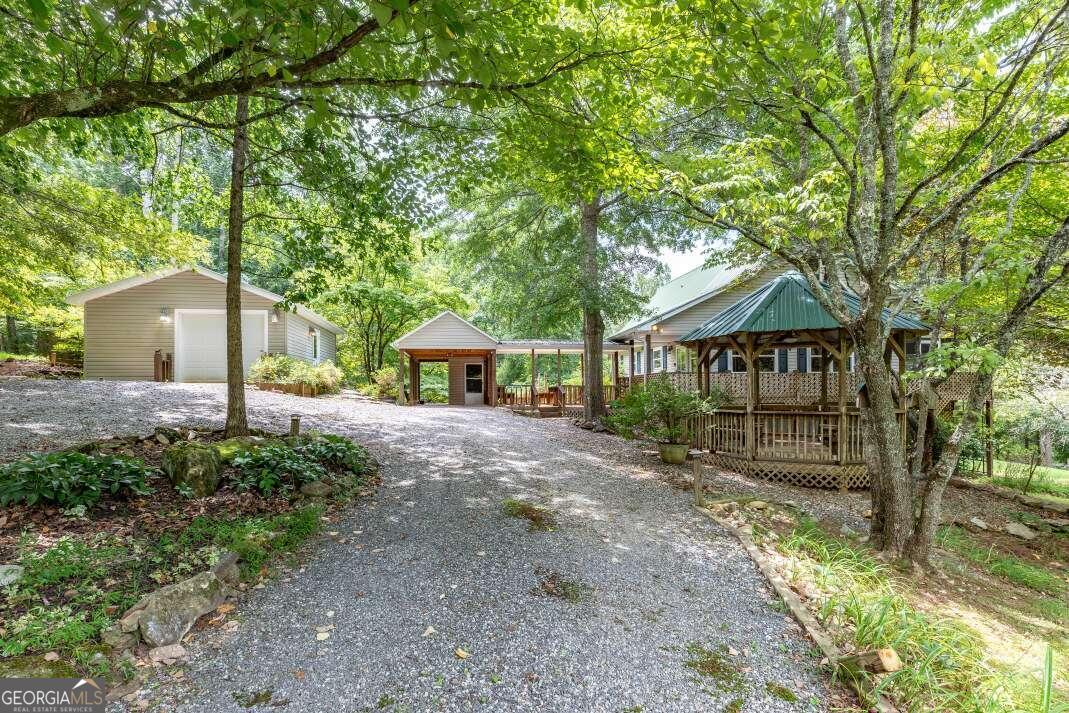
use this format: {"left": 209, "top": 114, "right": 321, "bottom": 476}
{"left": 606, "top": 376, "right": 727, "bottom": 464}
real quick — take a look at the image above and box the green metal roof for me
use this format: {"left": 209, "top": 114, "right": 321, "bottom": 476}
{"left": 679, "top": 272, "right": 928, "bottom": 342}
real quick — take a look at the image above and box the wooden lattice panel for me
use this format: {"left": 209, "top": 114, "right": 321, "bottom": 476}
{"left": 702, "top": 453, "right": 870, "bottom": 490}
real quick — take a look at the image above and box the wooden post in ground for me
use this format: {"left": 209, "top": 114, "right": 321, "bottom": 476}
{"left": 692, "top": 458, "right": 705, "bottom": 507}
{"left": 408, "top": 354, "right": 418, "bottom": 405}
{"left": 745, "top": 339, "right": 756, "bottom": 461}
{"left": 290, "top": 415, "right": 301, "bottom": 437}
{"left": 396, "top": 351, "right": 406, "bottom": 405}
{"left": 611, "top": 350, "right": 619, "bottom": 401}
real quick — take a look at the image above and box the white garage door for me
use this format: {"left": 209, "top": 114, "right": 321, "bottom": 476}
{"left": 175, "top": 311, "right": 267, "bottom": 383}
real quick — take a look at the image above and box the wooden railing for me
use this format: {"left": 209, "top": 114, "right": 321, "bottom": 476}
{"left": 499, "top": 383, "right": 617, "bottom": 408}
{"left": 684, "top": 407, "right": 891, "bottom": 465}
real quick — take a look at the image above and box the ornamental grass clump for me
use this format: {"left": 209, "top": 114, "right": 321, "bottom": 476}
{"left": 606, "top": 377, "right": 727, "bottom": 444}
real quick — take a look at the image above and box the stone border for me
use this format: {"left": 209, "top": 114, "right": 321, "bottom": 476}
{"left": 693, "top": 503, "right": 898, "bottom": 713}
{"left": 949, "top": 476, "right": 1068, "bottom": 514}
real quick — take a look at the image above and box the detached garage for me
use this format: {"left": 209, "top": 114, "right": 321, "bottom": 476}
{"left": 67, "top": 266, "right": 344, "bottom": 382}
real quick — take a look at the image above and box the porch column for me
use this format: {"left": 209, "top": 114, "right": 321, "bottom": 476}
{"left": 396, "top": 350, "right": 406, "bottom": 406}
{"left": 644, "top": 333, "right": 653, "bottom": 375}
{"left": 488, "top": 351, "right": 497, "bottom": 406}
{"left": 819, "top": 346, "right": 828, "bottom": 406}
{"left": 408, "top": 354, "right": 418, "bottom": 406}
{"left": 628, "top": 343, "right": 635, "bottom": 378}
{"left": 611, "top": 350, "right": 619, "bottom": 400}
{"left": 530, "top": 349, "right": 537, "bottom": 406}
{"left": 744, "top": 340, "right": 756, "bottom": 461}
{"left": 556, "top": 349, "right": 562, "bottom": 388}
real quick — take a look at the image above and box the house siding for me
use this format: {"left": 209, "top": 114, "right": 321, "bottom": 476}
{"left": 284, "top": 312, "right": 339, "bottom": 364}
{"left": 655, "top": 265, "right": 787, "bottom": 340}
{"left": 394, "top": 312, "right": 498, "bottom": 350}
{"left": 83, "top": 271, "right": 282, "bottom": 380}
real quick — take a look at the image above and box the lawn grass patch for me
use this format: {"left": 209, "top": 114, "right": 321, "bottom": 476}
{"left": 502, "top": 498, "right": 556, "bottom": 531}
{"left": 937, "top": 526, "right": 1065, "bottom": 596}
{"left": 0, "top": 352, "right": 46, "bottom": 363}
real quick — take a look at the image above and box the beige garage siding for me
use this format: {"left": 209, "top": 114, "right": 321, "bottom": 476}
{"left": 83, "top": 271, "right": 283, "bottom": 380}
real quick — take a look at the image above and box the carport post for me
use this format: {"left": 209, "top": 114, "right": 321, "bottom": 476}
{"left": 530, "top": 349, "right": 537, "bottom": 406}
{"left": 556, "top": 349, "right": 562, "bottom": 388}
{"left": 396, "top": 351, "right": 406, "bottom": 406}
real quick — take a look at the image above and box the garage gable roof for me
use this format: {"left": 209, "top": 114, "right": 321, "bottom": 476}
{"left": 66, "top": 265, "right": 345, "bottom": 335}
{"left": 391, "top": 311, "right": 499, "bottom": 350}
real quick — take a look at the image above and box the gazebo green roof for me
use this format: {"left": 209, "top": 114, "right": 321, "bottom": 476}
{"left": 679, "top": 272, "right": 927, "bottom": 342}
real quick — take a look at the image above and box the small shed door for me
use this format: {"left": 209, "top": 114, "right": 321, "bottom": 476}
{"left": 464, "top": 363, "right": 484, "bottom": 405}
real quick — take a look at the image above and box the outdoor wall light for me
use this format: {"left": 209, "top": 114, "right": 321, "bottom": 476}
{"left": 159, "top": 307, "right": 173, "bottom": 323}
{"left": 308, "top": 325, "right": 316, "bottom": 336}
{"left": 270, "top": 309, "right": 280, "bottom": 324}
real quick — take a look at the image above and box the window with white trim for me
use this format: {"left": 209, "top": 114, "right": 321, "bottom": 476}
{"left": 310, "top": 329, "right": 320, "bottom": 363}
{"left": 652, "top": 347, "right": 663, "bottom": 372}
{"left": 634, "top": 348, "right": 643, "bottom": 375}
{"left": 757, "top": 351, "right": 776, "bottom": 372}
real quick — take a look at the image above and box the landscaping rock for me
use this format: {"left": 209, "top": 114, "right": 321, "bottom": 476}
{"left": 1004, "top": 522, "right": 1037, "bottom": 540}
{"left": 748, "top": 500, "right": 768, "bottom": 510}
{"left": 161, "top": 442, "right": 222, "bottom": 497}
{"left": 0, "top": 654, "right": 77, "bottom": 679}
{"left": 154, "top": 426, "right": 182, "bottom": 445}
{"left": 213, "top": 436, "right": 268, "bottom": 462}
{"left": 101, "top": 624, "right": 139, "bottom": 651}
{"left": 119, "top": 607, "right": 143, "bottom": 633}
{"left": 210, "top": 551, "right": 241, "bottom": 586}
{"left": 148, "top": 644, "right": 188, "bottom": 664}
{"left": 968, "top": 517, "right": 989, "bottom": 531}
{"left": 0, "top": 563, "right": 24, "bottom": 586}
{"left": 299, "top": 480, "right": 333, "bottom": 497}
{"left": 128, "top": 571, "right": 229, "bottom": 647}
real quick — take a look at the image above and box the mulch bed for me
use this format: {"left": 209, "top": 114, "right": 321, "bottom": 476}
{"left": 0, "top": 427, "right": 379, "bottom": 562}
{"left": 0, "top": 358, "right": 81, "bottom": 379}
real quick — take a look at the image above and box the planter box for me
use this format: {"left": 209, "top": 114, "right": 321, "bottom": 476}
{"left": 253, "top": 382, "right": 321, "bottom": 398}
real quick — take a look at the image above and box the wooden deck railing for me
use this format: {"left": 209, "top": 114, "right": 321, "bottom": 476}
{"left": 499, "top": 383, "right": 617, "bottom": 408}
{"left": 683, "top": 407, "right": 901, "bottom": 465}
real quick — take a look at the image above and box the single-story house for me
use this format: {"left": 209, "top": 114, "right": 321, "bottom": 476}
{"left": 67, "top": 266, "right": 344, "bottom": 382}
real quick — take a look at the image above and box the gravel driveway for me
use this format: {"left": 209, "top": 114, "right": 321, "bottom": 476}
{"left": 1, "top": 380, "right": 834, "bottom": 712}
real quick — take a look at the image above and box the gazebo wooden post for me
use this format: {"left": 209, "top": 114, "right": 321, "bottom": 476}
{"left": 819, "top": 346, "right": 828, "bottom": 407}
{"left": 745, "top": 338, "right": 757, "bottom": 461}
{"left": 530, "top": 348, "right": 537, "bottom": 406}
{"left": 396, "top": 350, "right": 406, "bottom": 406}
{"left": 836, "top": 330, "right": 848, "bottom": 491}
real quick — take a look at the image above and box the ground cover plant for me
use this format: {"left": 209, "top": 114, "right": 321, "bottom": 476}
{"left": 0, "top": 428, "right": 375, "bottom": 679}
{"left": 709, "top": 499, "right": 1069, "bottom": 712}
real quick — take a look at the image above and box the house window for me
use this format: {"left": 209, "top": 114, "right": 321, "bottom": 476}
{"left": 310, "top": 329, "right": 320, "bottom": 363}
{"left": 652, "top": 347, "right": 663, "bottom": 372}
{"left": 634, "top": 348, "right": 643, "bottom": 375}
{"left": 758, "top": 351, "right": 776, "bottom": 372}
{"left": 730, "top": 350, "right": 747, "bottom": 372}
{"left": 809, "top": 347, "right": 854, "bottom": 372}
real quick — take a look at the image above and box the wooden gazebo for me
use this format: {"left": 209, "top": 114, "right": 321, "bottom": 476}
{"left": 677, "top": 273, "right": 928, "bottom": 490}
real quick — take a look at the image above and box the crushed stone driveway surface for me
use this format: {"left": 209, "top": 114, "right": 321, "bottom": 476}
{"left": 1, "top": 381, "right": 834, "bottom": 712}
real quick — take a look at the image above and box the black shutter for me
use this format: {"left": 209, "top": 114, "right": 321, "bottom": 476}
{"left": 662, "top": 346, "right": 668, "bottom": 371}
{"left": 777, "top": 348, "right": 788, "bottom": 373}
{"left": 797, "top": 348, "right": 808, "bottom": 372}
{"left": 717, "top": 350, "right": 729, "bottom": 372}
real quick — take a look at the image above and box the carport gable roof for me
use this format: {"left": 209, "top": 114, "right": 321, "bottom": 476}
{"left": 65, "top": 265, "right": 345, "bottom": 335}
{"left": 391, "top": 311, "right": 500, "bottom": 350}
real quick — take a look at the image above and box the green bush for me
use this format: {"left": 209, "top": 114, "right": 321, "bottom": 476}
{"left": 0, "top": 452, "right": 155, "bottom": 509}
{"left": 230, "top": 444, "right": 327, "bottom": 496}
{"left": 357, "top": 366, "right": 399, "bottom": 399}
{"left": 606, "top": 377, "right": 728, "bottom": 444}
{"left": 247, "top": 354, "right": 342, "bottom": 393}
{"left": 294, "top": 434, "right": 370, "bottom": 475}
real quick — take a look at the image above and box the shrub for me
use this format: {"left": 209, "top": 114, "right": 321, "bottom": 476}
{"left": 229, "top": 444, "right": 327, "bottom": 496}
{"left": 248, "top": 354, "right": 342, "bottom": 393}
{"left": 0, "top": 452, "right": 155, "bottom": 508}
{"left": 357, "top": 366, "right": 398, "bottom": 399}
{"left": 294, "top": 434, "right": 369, "bottom": 475}
{"left": 606, "top": 377, "right": 728, "bottom": 444}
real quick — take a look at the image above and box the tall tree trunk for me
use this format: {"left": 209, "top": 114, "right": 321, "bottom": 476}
{"left": 579, "top": 196, "right": 605, "bottom": 422}
{"left": 1038, "top": 429, "right": 1054, "bottom": 467}
{"left": 854, "top": 317, "right": 915, "bottom": 558}
{"left": 224, "top": 95, "right": 250, "bottom": 437}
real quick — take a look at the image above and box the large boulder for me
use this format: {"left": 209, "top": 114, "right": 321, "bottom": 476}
{"left": 299, "top": 480, "right": 333, "bottom": 498}
{"left": 213, "top": 436, "right": 271, "bottom": 462}
{"left": 161, "top": 442, "right": 222, "bottom": 497}
{"left": 124, "top": 571, "right": 229, "bottom": 647}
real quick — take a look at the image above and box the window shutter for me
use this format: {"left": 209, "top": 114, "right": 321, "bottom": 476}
{"left": 797, "top": 348, "right": 808, "bottom": 372}
{"left": 717, "top": 350, "right": 729, "bottom": 372}
{"left": 776, "top": 349, "right": 787, "bottom": 373}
